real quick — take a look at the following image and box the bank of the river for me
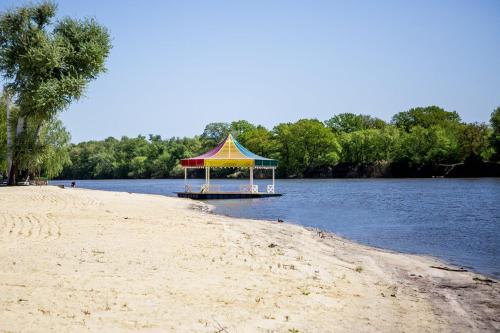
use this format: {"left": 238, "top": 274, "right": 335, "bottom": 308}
{"left": 50, "top": 178, "right": 500, "bottom": 278}
{"left": 0, "top": 186, "right": 498, "bottom": 332}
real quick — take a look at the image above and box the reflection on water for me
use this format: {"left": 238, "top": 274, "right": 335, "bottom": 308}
{"left": 50, "top": 178, "right": 500, "bottom": 278}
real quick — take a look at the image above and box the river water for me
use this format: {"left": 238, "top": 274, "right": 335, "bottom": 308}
{"left": 50, "top": 178, "right": 500, "bottom": 278}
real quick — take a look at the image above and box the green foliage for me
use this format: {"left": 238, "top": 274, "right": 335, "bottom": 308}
{"left": 12, "top": 115, "right": 71, "bottom": 178}
{"left": 200, "top": 120, "right": 256, "bottom": 150}
{"left": 238, "top": 125, "right": 275, "bottom": 157}
{"left": 0, "top": 1, "right": 111, "bottom": 183}
{"left": 490, "top": 107, "right": 500, "bottom": 161}
{"left": 339, "top": 127, "right": 401, "bottom": 164}
{"left": 56, "top": 106, "right": 497, "bottom": 179}
{"left": 200, "top": 122, "right": 230, "bottom": 149}
{"left": 274, "top": 119, "right": 341, "bottom": 177}
{"left": 60, "top": 136, "right": 203, "bottom": 179}
{"left": 3, "top": 104, "right": 488, "bottom": 180}
{"left": 458, "top": 122, "right": 493, "bottom": 160}
{"left": 491, "top": 107, "right": 500, "bottom": 132}
{"left": 0, "top": 2, "right": 111, "bottom": 119}
{"left": 391, "top": 106, "right": 461, "bottom": 131}
{"left": 393, "top": 126, "right": 461, "bottom": 164}
{"left": 37, "top": 118, "right": 72, "bottom": 178}
{"left": 0, "top": 95, "right": 6, "bottom": 175}
{"left": 325, "top": 113, "right": 386, "bottom": 133}
{"left": 0, "top": 95, "right": 70, "bottom": 178}
{"left": 230, "top": 120, "right": 255, "bottom": 137}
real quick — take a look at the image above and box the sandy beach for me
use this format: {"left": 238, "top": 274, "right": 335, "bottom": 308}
{"left": 0, "top": 186, "right": 498, "bottom": 332}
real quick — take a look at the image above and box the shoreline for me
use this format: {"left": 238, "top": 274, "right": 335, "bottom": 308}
{"left": 213, "top": 207, "right": 500, "bottom": 287}
{"left": 1, "top": 186, "right": 498, "bottom": 332}
{"left": 205, "top": 206, "right": 500, "bottom": 331}
{"left": 198, "top": 195, "right": 497, "bottom": 280}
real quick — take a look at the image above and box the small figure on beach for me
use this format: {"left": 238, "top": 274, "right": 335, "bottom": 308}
{"left": 71, "top": 181, "right": 76, "bottom": 188}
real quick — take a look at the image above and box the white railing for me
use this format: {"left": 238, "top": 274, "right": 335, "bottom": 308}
{"left": 188, "top": 184, "right": 273, "bottom": 194}
{"left": 239, "top": 184, "right": 251, "bottom": 193}
{"left": 200, "top": 184, "right": 221, "bottom": 193}
{"left": 240, "top": 184, "right": 259, "bottom": 193}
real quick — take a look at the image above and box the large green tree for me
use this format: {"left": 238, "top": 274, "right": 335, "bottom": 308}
{"left": 391, "top": 106, "right": 460, "bottom": 131}
{"left": 458, "top": 122, "right": 493, "bottom": 161}
{"left": 238, "top": 125, "right": 275, "bottom": 157}
{"left": 392, "top": 105, "right": 460, "bottom": 132}
{"left": 200, "top": 122, "right": 231, "bottom": 150}
{"left": 1, "top": 94, "right": 71, "bottom": 179}
{"left": 0, "top": 1, "right": 111, "bottom": 184}
{"left": 274, "top": 119, "right": 341, "bottom": 177}
{"left": 229, "top": 120, "right": 255, "bottom": 137}
{"left": 392, "top": 126, "right": 461, "bottom": 165}
{"left": 339, "top": 127, "right": 401, "bottom": 164}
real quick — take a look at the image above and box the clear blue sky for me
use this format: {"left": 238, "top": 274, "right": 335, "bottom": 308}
{"left": 1, "top": 0, "right": 500, "bottom": 142}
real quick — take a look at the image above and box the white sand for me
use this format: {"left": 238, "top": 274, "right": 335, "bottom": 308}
{"left": 0, "top": 186, "right": 498, "bottom": 332}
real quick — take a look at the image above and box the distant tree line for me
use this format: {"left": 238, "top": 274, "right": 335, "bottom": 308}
{"left": 45, "top": 106, "right": 499, "bottom": 179}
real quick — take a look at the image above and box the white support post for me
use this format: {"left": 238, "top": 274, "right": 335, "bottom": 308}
{"left": 272, "top": 167, "right": 275, "bottom": 190}
{"left": 207, "top": 167, "right": 210, "bottom": 187}
{"left": 250, "top": 167, "right": 254, "bottom": 193}
{"left": 184, "top": 168, "right": 187, "bottom": 186}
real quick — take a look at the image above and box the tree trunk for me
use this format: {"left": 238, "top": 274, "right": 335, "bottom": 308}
{"left": 7, "top": 162, "right": 17, "bottom": 185}
{"left": 4, "top": 88, "right": 13, "bottom": 184}
{"left": 33, "top": 123, "right": 42, "bottom": 145}
{"left": 7, "top": 116, "right": 28, "bottom": 185}
{"left": 16, "top": 116, "right": 25, "bottom": 136}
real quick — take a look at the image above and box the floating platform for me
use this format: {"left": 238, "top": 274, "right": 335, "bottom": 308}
{"left": 175, "top": 192, "right": 283, "bottom": 200}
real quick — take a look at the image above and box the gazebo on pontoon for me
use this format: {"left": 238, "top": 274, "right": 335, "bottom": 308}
{"left": 176, "top": 134, "right": 282, "bottom": 199}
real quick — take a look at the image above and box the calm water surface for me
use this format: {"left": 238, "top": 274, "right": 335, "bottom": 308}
{"left": 50, "top": 178, "right": 500, "bottom": 278}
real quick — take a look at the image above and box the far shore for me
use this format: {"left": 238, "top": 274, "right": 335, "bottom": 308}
{"left": 0, "top": 186, "right": 498, "bottom": 332}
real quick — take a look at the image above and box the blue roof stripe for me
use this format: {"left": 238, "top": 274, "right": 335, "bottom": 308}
{"left": 230, "top": 134, "right": 277, "bottom": 162}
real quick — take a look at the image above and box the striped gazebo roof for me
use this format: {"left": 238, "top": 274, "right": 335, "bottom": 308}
{"left": 181, "top": 134, "right": 277, "bottom": 168}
